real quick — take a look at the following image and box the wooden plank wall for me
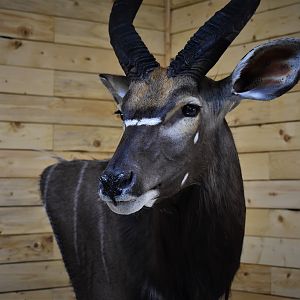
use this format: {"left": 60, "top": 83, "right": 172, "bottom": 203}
{"left": 0, "top": 0, "right": 299, "bottom": 298}
{"left": 170, "top": 0, "right": 300, "bottom": 299}
{"left": 0, "top": 0, "right": 165, "bottom": 298}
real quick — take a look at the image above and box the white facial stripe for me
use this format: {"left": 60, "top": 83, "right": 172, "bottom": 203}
{"left": 181, "top": 173, "right": 189, "bottom": 187}
{"left": 194, "top": 131, "right": 199, "bottom": 144}
{"left": 124, "top": 118, "right": 162, "bottom": 127}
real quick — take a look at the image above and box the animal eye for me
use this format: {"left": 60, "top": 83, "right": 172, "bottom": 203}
{"left": 181, "top": 104, "right": 200, "bottom": 117}
{"left": 114, "top": 110, "right": 124, "bottom": 121}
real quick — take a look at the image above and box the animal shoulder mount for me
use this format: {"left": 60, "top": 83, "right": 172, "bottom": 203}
{"left": 40, "top": 0, "right": 300, "bottom": 299}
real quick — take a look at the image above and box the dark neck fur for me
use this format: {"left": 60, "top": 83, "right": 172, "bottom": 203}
{"left": 119, "top": 123, "right": 245, "bottom": 300}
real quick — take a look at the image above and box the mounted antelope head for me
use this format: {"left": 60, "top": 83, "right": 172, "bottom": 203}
{"left": 41, "top": 0, "right": 300, "bottom": 299}
{"left": 98, "top": 0, "right": 300, "bottom": 215}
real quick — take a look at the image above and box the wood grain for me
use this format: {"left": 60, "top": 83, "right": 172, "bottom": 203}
{"left": 227, "top": 92, "right": 300, "bottom": 127}
{"left": 0, "top": 150, "right": 112, "bottom": 178}
{"left": 0, "top": 234, "right": 57, "bottom": 263}
{"left": 244, "top": 180, "right": 300, "bottom": 209}
{"left": 0, "top": 8, "right": 54, "bottom": 41}
{"left": 245, "top": 209, "right": 300, "bottom": 239}
{"left": 0, "top": 121, "right": 52, "bottom": 150}
{"left": 0, "top": 178, "right": 40, "bottom": 206}
{"left": 54, "top": 17, "right": 165, "bottom": 54}
{"left": 0, "top": 65, "right": 54, "bottom": 96}
{"left": 242, "top": 236, "right": 300, "bottom": 268}
{"left": 270, "top": 151, "right": 300, "bottom": 179}
{"left": 232, "top": 122, "right": 300, "bottom": 153}
{"left": 271, "top": 267, "right": 300, "bottom": 298}
{"left": 0, "top": 1, "right": 164, "bottom": 30}
{"left": 0, "top": 287, "right": 75, "bottom": 300}
{"left": 0, "top": 94, "right": 121, "bottom": 127}
{"left": 53, "top": 124, "right": 122, "bottom": 152}
{"left": 171, "top": 0, "right": 299, "bottom": 11}
{"left": 171, "top": 2, "right": 300, "bottom": 35}
{"left": 230, "top": 290, "right": 295, "bottom": 300}
{"left": 0, "top": 260, "right": 70, "bottom": 292}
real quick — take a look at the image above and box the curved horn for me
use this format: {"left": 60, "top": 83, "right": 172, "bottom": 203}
{"left": 168, "top": 0, "right": 260, "bottom": 78}
{"left": 109, "top": 0, "right": 160, "bottom": 80}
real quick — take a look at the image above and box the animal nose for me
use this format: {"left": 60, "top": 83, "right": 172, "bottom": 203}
{"left": 99, "top": 171, "right": 134, "bottom": 200}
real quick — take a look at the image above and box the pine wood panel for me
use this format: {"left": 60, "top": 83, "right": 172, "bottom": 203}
{"left": 171, "top": 2, "right": 300, "bottom": 35}
{"left": 0, "top": 1, "right": 164, "bottom": 30}
{"left": 270, "top": 151, "right": 300, "bottom": 179}
{"left": 0, "top": 178, "right": 40, "bottom": 206}
{"left": 230, "top": 291, "right": 295, "bottom": 300}
{"left": 0, "top": 8, "right": 54, "bottom": 41}
{"left": 233, "top": 264, "right": 300, "bottom": 297}
{"left": 272, "top": 267, "right": 300, "bottom": 298}
{"left": 242, "top": 236, "right": 300, "bottom": 268}
{"left": 239, "top": 151, "right": 300, "bottom": 180}
{"left": 239, "top": 153, "right": 269, "bottom": 180}
{"left": 53, "top": 125, "right": 122, "bottom": 152}
{"left": 0, "top": 38, "right": 164, "bottom": 74}
{"left": 0, "top": 234, "right": 58, "bottom": 263}
{"left": 0, "top": 65, "right": 54, "bottom": 96}
{"left": 0, "top": 207, "right": 51, "bottom": 235}
{"left": 0, "top": 260, "right": 70, "bottom": 293}
{"left": 0, "top": 150, "right": 112, "bottom": 178}
{"left": 0, "top": 287, "right": 75, "bottom": 300}
{"left": 227, "top": 92, "right": 300, "bottom": 127}
{"left": 245, "top": 209, "right": 300, "bottom": 239}
{"left": 233, "top": 264, "right": 271, "bottom": 294}
{"left": 232, "top": 122, "right": 300, "bottom": 153}
{"left": 0, "top": 38, "right": 123, "bottom": 74}
{"left": 54, "top": 70, "right": 112, "bottom": 100}
{"left": 244, "top": 180, "right": 300, "bottom": 209}
{"left": 171, "top": 0, "right": 299, "bottom": 10}
{"left": 54, "top": 17, "right": 165, "bottom": 54}
{"left": 0, "top": 121, "right": 52, "bottom": 150}
{"left": 0, "top": 94, "right": 121, "bottom": 127}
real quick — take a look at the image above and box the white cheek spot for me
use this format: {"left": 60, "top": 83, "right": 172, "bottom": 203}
{"left": 194, "top": 131, "right": 199, "bottom": 144}
{"left": 124, "top": 118, "right": 161, "bottom": 127}
{"left": 181, "top": 173, "right": 189, "bottom": 187}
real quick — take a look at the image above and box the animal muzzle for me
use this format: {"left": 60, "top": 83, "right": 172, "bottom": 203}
{"left": 99, "top": 170, "right": 135, "bottom": 203}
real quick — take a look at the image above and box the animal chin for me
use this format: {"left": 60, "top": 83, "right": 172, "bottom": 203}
{"left": 104, "top": 189, "right": 160, "bottom": 215}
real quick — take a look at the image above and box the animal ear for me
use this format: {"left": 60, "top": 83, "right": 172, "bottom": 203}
{"left": 99, "top": 74, "right": 130, "bottom": 105}
{"left": 231, "top": 38, "right": 300, "bottom": 100}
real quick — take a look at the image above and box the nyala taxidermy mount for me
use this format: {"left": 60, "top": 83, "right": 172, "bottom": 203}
{"left": 40, "top": 0, "right": 300, "bottom": 299}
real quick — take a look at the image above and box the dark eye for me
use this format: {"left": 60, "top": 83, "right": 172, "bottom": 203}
{"left": 182, "top": 104, "right": 200, "bottom": 117}
{"left": 114, "top": 110, "right": 124, "bottom": 121}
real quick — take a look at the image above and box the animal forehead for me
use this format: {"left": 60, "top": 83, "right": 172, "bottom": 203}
{"left": 126, "top": 69, "right": 197, "bottom": 110}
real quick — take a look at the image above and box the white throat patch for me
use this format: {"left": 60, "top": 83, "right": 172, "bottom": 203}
{"left": 100, "top": 189, "right": 160, "bottom": 215}
{"left": 124, "top": 118, "right": 161, "bottom": 127}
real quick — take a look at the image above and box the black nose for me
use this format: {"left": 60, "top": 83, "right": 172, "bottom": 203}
{"left": 99, "top": 171, "right": 134, "bottom": 201}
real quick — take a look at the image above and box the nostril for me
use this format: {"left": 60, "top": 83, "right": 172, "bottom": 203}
{"left": 99, "top": 171, "right": 134, "bottom": 200}
{"left": 117, "top": 171, "right": 134, "bottom": 189}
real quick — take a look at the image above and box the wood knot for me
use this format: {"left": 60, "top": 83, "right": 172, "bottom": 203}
{"left": 33, "top": 241, "right": 41, "bottom": 249}
{"left": 279, "top": 129, "right": 284, "bottom": 135}
{"left": 247, "top": 198, "right": 251, "bottom": 204}
{"left": 93, "top": 140, "right": 101, "bottom": 148}
{"left": 243, "top": 272, "right": 249, "bottom": 276}
{"left": 10, "top": 121, "right": 23, "bottom": 130}
{"left": 277, "top": 215, "right": 284, "bottom": 223}
{"left": 12, "top": 40, "right": 22, "bottom": 49}
{"left": 268, "top": 192, "right": 277, "bottom": 196}
{"left": 18, "top": 26, "right": 32, "bottom": 37}
{"left": 286, "top": 272, "right": 291, "bottom": 278}
{"left": 283, "top": 134, "right": 291, "bottom": 142}
{"left": 85, "top": 57, "right": 91, "bottom": 61}
{"left": 73, "top": 0, "right": 79, "bottom": 6}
